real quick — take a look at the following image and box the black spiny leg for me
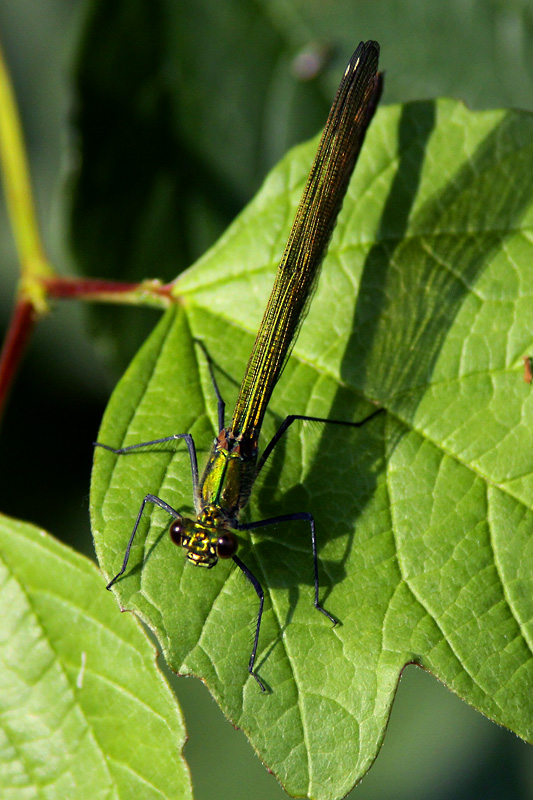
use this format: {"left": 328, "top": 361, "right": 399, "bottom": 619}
{"left": 106, "top": 494, "right": 181, "bottom": 588}
{"left": 232, "top": 555, "right": 266, "bottom": 692}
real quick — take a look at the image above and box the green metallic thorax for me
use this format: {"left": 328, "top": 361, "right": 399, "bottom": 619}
{"left": 200, "top": 428, "right": 258, "bottom": 517}
{"left": 174, "top": 428, "right": 258, "bottom": 567}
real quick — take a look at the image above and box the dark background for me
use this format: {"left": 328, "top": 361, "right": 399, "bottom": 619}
{"left": 0, "top": 1, "right": 532, "bottom": 798}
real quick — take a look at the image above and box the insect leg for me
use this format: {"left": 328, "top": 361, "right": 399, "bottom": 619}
{"left": 232, "top": 555, "right": 266, "bottom": 692}
{"left": 238, "top": 511, "right": 337, "bottom": 625}
{"left": 95, "top": 433, "right": 200, "bottom": 500}
{"left": 106, "top": 494, "right": 180, "bottom": 589}
{"left": 257, "top": 407, "right": 384, "bottom": 474}
{"left": 194, "top": 339, "right": 226, "bottom": 431}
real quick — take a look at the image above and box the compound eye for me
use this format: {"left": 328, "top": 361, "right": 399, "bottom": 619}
{"left": 169, "top": 519, "right": 184, "bottom": 546}
{"left": 216, "top": 531, "right": 237, "bottom": 559}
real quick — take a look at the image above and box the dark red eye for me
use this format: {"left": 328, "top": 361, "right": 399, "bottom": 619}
{"left": 216, "top": 532, "right": 237, "bottom": 559}
{"left": 169, "top": 520, "right": 184, "bottom": 546}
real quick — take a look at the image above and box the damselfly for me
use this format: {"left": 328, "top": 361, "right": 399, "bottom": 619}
{"left": 97, "top": 40, "right": 382, "bottom": 691}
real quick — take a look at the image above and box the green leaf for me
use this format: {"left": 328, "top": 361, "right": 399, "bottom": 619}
{"left": 91, "top": 99, "right": 533, "bottom": 800}
{"left": 0, "top": 514, "right": 192, "bottom": 800}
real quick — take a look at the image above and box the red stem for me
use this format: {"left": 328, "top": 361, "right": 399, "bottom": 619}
{"left": 42, "top": 276, "right": 174, "bottom": 300}
{"left": 0, "top": 275, "right": 175, "bottom": 423}
{"left": 0, "top": 297, "right": 37, "bottom": 419}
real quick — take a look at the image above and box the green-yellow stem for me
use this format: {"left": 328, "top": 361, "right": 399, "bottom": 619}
{"left": 0, "top": 41, "right": 54, "bottom": 314}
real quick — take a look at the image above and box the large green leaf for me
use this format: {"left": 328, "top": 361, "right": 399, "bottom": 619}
{"left": 0, "top": 514, "right": 192, "bottom": 800}
{"left": 91, "top": 99, "right": 533, "bottom": 800}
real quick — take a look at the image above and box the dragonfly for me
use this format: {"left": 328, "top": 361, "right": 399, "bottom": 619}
{"left": 97, "top": 40, "right": 382, "bottom": 691}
